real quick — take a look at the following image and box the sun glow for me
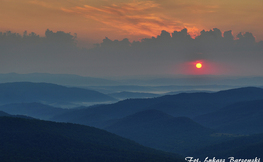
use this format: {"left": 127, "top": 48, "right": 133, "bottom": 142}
{"left": 196, "top": 63, "right": 202, "bottom": 69}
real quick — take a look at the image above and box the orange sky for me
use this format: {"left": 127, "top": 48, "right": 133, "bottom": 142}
{"left": 1, "top": 0, "right": 263, "bottom": 48}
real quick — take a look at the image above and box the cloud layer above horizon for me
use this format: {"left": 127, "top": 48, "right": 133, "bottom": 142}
{"left": 1, "top": 28, "right": 263, "bottom": 77}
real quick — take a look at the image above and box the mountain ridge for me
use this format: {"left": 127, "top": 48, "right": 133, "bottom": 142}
{"left": 52, "top": 87, "right": 263, "bottom": 127}
{"left": 105, "top": 109, "right": 217, "bottom": 154}
{"left": 0, "top": 82, "right": 116, "bottom": 107}
{"left": 0, "top": 102, "right": 68, "bottom": 120}
{"left": 0, "top": 73, "right": 118, "bottom": 86}
{"left": 193, "top": 99, "right": 263, "bottom": 134}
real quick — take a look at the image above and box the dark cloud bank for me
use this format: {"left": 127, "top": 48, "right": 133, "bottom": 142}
{"left": 1, "top": 28, "right": 263, "bottom": 76}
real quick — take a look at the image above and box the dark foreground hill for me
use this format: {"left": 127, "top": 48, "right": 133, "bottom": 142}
{"left": 52, "top": 87, "right": 263, "bottom": 128}
{"left": 105, "top": 109, "right": 227, "bottom": 155}
{"left": 194, "top": 99, "right": 263, "bottom": 134}
{"left": 190, "top": 133, "right": 263, "bottom": 159}
{"left": 0, "top": 116, "right": 183, "bottom": 162}
{"left": 0, "top": 82, "right": 116, "bottom": 106}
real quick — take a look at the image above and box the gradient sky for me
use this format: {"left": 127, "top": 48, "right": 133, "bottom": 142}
{"left": 1, "top": 0, "right": 263, "bottom": 77}
{"left": 1, "top": 0, "right": 263, "bottom": 47}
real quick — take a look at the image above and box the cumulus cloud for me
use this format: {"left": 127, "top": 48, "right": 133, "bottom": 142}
{"left": 0, "top": 30, "right": 80, "bottom": 74}
{"left": 95, "top": 28, "right": 262, "bottom": 53}
{"left": 1, "top": 28, "right": 263, "bottom": 76}
{"left": 0, "top": 29, "right": 77, "bottom": 51}
{"left": 91, "top": 28, "right": 263, "bottom": 76}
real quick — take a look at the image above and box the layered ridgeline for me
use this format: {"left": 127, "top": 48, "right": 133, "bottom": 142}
{"left": 0, "top": 109, "right": 34, "bottom": 119}
{"left": 104, "top": 109, "right": 219, "bottom": 155}
{"left": 3, "top": 86, "right": 263, "bottom": 124}
{"left": 193, "top": 99, "right": 263, "bottom": 134}
{"left": 107, "top": 91, "right": 160, "bottom": 100}
{"left": 2, "top": 86, "right": 263, "bottom": 157}
{"left": 0, "top": 102, "right": 68, "bottom": 120}
{"left": 0, "top": 116, "right": 183, "bottom": 162}
{"left": 0, "top": 82, "right": 116, "bottom": 107}
{"left": 50, "top": 87, "right": 263, "bottom": 156}
{"left": 0, "top": 73, "right": 118, "bottom": 86}
{"left": 52, "top": 87, "right": 263, "bottom": 128}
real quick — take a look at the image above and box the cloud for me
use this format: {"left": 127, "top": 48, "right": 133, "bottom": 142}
{"left": 61, "top": 1, "right": 196, "bottom": 37}
{"left": 1, "top": 28, "right": 263, "bottom": 77}
{"left": 0, "top": 30, "right": 78, "bottom": 72}
{"left": 91, "top": 28, "right": 263, "bottom": 76}
{"left": 4, "top": 30, "right": 81, "bottom": 74}
{"left": 0, "top": 29, "right": 77, "bottom": 49}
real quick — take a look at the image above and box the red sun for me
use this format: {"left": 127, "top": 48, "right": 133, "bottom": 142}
{"left": 174, "top": 60, "right": 227, "bottom": 76}
{"left": 196, "top": 63, "right": 202, "bottom": 69}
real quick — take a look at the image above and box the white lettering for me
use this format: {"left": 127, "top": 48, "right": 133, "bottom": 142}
{"left": 185, "top": 157, "right": 200, "bottom": 162}
{"left": 228, "top": 157, "right": 260, "bottom": 162}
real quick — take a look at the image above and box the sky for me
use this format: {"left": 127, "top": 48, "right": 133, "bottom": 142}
{"left": 1, "top": 0, "right": 263, "bottom": 77}
{"left": 1, "top": 0, "right": 263, "bottom": 46}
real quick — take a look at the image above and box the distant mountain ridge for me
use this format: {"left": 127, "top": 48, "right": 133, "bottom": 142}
{"left": 0, "top": 82, "right": 116, "bottom": 106}
{"left": 52, "top": 87, "right": 263, "bottom": 127}
{"left": 0, "top": 73, "right": 118, "bottom": 86}
{"left": 0, "top": 110, "right": 34, "bottom": 119}
{"left": 108, "top": 91, "right": 160, "bottom": 100}
{"left": 2, "top": 86, "right": 263, "bottom": 157}
{"left": 0, "top": 102, "right": 68, "bottom": 120}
